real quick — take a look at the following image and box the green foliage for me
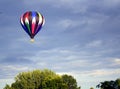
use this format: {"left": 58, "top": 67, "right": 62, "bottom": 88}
{"left": 97, "top": 78, "right": 120, "bottom": 89}
{"left": 4, "top": 69, "right": 80, "bottom": 89}
{"left": 62, "top": 74, "right": 78, "bottom": 89}
{"left": 3, "top": 84, "right": 11, "bottom": 89}
{"left": 90, "top": 87, "right": 94, "bottom": 89}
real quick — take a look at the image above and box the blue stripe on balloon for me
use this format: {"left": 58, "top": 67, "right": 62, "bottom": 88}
{"left": 32, "top": 11, "right": 37, "bottom": 18}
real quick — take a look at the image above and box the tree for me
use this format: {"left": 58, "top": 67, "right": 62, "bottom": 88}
{"left": 97, "top": 78, "right": 120, "bottom": 89}
{"left": 62, "top": 74, "right": 79, "bottom": 89}
{"left": 4, "top": 69, "right": 80, "bottom": 89}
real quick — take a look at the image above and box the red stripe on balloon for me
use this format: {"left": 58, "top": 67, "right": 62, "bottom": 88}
{"left": 24, "top": 12, "right": 29, "bottom": 21}
{"left": 32, "top": 23, "right": 35, "bottom": 34}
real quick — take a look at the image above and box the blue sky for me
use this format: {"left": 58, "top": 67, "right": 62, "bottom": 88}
{"left": 0, "top": 0, "right": 120, "bottom": 89}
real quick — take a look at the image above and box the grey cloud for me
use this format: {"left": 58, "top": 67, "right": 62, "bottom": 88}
{"left": 0, "top": 57, "right": 34, "bottom": 65}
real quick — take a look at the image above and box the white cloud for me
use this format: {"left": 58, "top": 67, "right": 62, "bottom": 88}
{"left": 0, "top": 65, "right": 29, "bottom": 71}
{"left": 58, "top": 68, "right": 120, "bottom": 78}
{"left": 109, "top": 58, "right": 120, "bottom": 66}
{"left": 22, "top": 0, "right": 88, "bottom": 14}
{"left": 103, "top": 0, "right": 120, "bottom": 7}
{"left": 86, "top": 40, "right": 103, "bottom": 48}
{"left": 37, "top": 62, "right": 47, "bottom": 66}
{"left": 0, "top": 64, "right": 34, "bottom": 79}
{"left": 113, "top": 58, "right": 120, "bottom": 64}
{"left": 51, "top": 59, "right": 90, "bottom": 71}
{"left": 57, "top": 19, "right": 73, "bottom": 29}
{"left": 88, "top": 69, "right": 120, "bottom": 77}
{"left": 57, "top": 19, "right": 83, "bottom": 30}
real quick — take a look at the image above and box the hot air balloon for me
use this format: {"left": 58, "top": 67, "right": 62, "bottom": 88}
{"left": 20, "top": 11, "right": 45, "bottom": 42}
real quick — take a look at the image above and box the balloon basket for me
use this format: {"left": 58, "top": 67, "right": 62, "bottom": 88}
{"left": 30, "top": 39, "right": 34, "bottom": 43}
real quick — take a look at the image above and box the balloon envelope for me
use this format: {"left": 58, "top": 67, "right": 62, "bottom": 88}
{"left": 20, "top": 11, "right": 45, "bottom": 40}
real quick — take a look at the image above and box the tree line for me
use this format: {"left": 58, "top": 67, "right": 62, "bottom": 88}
{"left": 4, "top": 69, "right": 120, "bottom": 89}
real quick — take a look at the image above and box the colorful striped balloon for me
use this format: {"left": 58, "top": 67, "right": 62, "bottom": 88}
{"left": 20, "top": 11, "right": 45, "bottom": 42}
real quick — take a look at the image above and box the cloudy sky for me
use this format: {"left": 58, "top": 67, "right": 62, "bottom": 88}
{"left": 0, "top": 0, "right": 120, "bottom": 89}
